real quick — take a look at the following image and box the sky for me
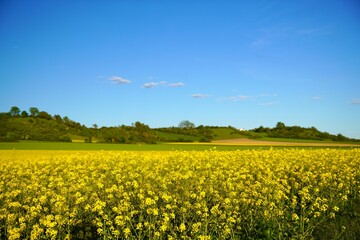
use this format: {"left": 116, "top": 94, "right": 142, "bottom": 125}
{"left": 1, "top": 0, "right": 360, "bottom": 139}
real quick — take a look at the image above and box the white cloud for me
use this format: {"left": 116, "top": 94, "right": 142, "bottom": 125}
{"left": 143, "top": 82, "right": 160, "bottom": 88}
{"left": 191, "top": 93, "right": 209, "bottom": 99}
{"left": 168, "top": 82, "right": 185, "bottom": 87}
{"left": 220, "top": 95, "right": 253, "bottom": 101}
{"left": 259, "top": 101, "right": 279, "bottom": 106}
{"left": 219, "top": 93, "right": 277, "bottom": 102}
{"left": 311, "top": 96, "right": 324, "bottom": 100}
{"left": 109, "top": 76, "right": 131, "bottom": 84}
{"left": 352, "top": 99, "right": 360, "bottom": 105}
{"left": 233, "top": 95, "right": 252, "bottom": 101}
{"left": 143, "top": 81, "right": 185, "bottom": 88}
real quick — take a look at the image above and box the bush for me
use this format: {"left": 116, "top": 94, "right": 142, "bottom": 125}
{"left": 199, "top": 137, "right": 211, "bottom": 142}
{"left": 58, "top": 135, "right": 72, "bottom": 142}
{"left": 0, "top": 132, "right": 21, "bottom": 142}
{"left": 0, "top": 136, "right": 18, "bottom": 142}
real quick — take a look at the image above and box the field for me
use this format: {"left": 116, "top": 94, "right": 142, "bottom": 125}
{"left": 1, "top": 148, "right": 360, "bottom": 239}
{"left": 0, "top": 142, "right": 312, "bottom": 151}
{"left": 212, "top": 138, "right": 360, "bottom": 147}
{"left": 0, "top": 141, "right": 258, "bottom": 151}
{"left": 0, "top": 138, "right": 359, "bottom": 151}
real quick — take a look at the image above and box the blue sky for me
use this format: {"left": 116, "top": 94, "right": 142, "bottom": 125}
{"left": 1, "top": 0, "right": 360, "bottom": 138}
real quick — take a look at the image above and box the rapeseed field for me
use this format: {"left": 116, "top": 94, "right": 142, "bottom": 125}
{"left": 0, "top": 149, "right": 359, "bottom": 239}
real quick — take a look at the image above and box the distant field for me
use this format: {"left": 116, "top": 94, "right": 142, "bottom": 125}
{"left": 212, "top": 138, "right": 360, "bottom": 147}
{"left": 0, "top": 139, "right": 358, "bottom": 151}
{"left": 0, "top": 141, "right": 254, "bottom": 151}
{"left": 260, "top": 137, "right": 355, "bottom": 143}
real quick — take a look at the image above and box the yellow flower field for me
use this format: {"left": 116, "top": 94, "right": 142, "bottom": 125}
{"left": 0, "top": 149, "right": 359, "bottom": 239}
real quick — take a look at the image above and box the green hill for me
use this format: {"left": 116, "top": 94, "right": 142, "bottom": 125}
{"left": 0, "top": 111, "right": 88, "bottom": 142}
{"left": 210, "top": 126, "right": 248, "bottom": 140}
{"left": 251, "top": 122, "right": 360, "bottom": 142}
{"left": 1, "top": 106, "right": 358, "bottom": 144}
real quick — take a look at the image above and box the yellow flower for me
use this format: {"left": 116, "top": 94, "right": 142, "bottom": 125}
{"left": 179, "top": 223, "right": 186, "bottom": 232}
{"left": 123, "top": 227, "right": 131, "bottom": 236}
{"left": 292, "top": 213, "right": 299, "bottom": 221}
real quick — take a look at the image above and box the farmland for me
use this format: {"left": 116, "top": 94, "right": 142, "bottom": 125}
{"left": 1, "top": 148, "right": 360, "bottom": 239}
{"left": 0, "top": 137, "right": 359, "bottom": 151}
{"left": 0, "top": 141, "right": 264, "bottom": 151}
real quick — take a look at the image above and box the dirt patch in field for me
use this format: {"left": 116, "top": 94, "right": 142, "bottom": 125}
{"left": 212, "top": 138, "right": 360, "bottom": 147}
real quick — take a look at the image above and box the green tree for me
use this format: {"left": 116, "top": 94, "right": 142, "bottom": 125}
{"left": 10, "top": 106, "right": 20, "bottom": 117}
{"left": 197, "top": 125, "right": 214, "bottom": 142}
{"left": 21, "top": 111, "right": 29, "bottom": 117}
{"left": 63, "top": 116, "right": 70, "bottom": 124}
{"left": 134, "top": 121, "right": 157, "bottom": 143}
{"left": 276, "top": 122, "right": 286, "bottom": 129}
{"left": 29, "top": 107, "right": 39, "bottom": 117}
{"left": 38, "top": 111, "right": 52, "bottom": 120}
{"left": 53, "top": 114, "right": 62, "bottom": 122}
{"left": 179, "top": 120, "right": 195, "bottom": 129}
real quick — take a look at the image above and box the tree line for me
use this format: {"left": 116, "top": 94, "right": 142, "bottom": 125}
{"left": 1, "top": 107, "right": 87, "bottom": 142}
{"left": 252, "top": 122, "right": 358, "bottom": 142}
{"left": 1, "top": 106, "right": 357, "bottom": 143}
{"left": 0, "top": 107, "right": 209, "bottom": 143}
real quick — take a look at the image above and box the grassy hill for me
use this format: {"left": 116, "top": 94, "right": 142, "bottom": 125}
{"left": 0, "top": 114, "right": 87, "bottom": 142}
{"left": 1, "top": 107, "right": 359, "bottom": 144}
{"left": 211, "top": 127, "right": 248, "bottom": 140}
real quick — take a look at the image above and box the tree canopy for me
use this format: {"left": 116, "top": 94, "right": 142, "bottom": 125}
{"left": 178, "top": 120, "right": 195, "bottom": 129}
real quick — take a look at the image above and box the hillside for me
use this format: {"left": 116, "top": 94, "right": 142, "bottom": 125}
{"left": 0, "top": 110, "right": 89, "bottom": 142}
{"left": 1, "top": 106, "right": 359, "bottom": 143}
{"left": 251, "top": 122, "right": 359, "bottom": 142}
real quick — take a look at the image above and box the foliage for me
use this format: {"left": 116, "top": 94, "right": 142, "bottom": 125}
{"left": 156, "top": 123, "right": 214, "bottom": 142}
{"left": 29, "top": 107, "right": 39, "bottom": 117}
{"left": 58, "top": 135, "right": 72, "bottom": 142}
{"left": 252, "top": 122, "right": 359, "bottom": 142}
{"left": 0, "top": 107, "right": 158, "bottom": 144}
{"left": 178, "top": 120, "right": 195, "bottom": 129}
{"left": 10, "top": 106, "right": 20, "bottom": 117}
{"left": 20, "top": 111, "right": 29, "bottom": 118}
{"left": 0, "top": 149, "right": 359, "bottom": 239}
{"left": 0, "top": 107, "right": 89, "bottom": 142}
{"left": 95, "top": 122, "right": 158, "bottom": 144}
{"left": 1, "top": 107, "right": 358, "bottom": 144}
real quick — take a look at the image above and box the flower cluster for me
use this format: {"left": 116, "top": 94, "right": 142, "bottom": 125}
{"left": 0, "top": 148, "right": 359, "bottom": 239}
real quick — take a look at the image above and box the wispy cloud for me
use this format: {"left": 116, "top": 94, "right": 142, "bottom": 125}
{"left": 352, "top": 99, "right": 360, "bottom": 105}
{"left": 109, "top": 76, "right": 131, "bottom": 84}
{"left": 142, "top": 81, "right": 185, "bottom": 88}
{"left": 191, "top": 93, "right": 209, "bottom": 99}
{"left": 249, "top": 25, "right": 331, "bottom": 51}
{"left": 296, "top": 27, "right": 331, "bottom": 36}
{"left": 219, "top": 95, "right": 253, "bottom": 101}
{"left": 259, "top": 101, "right": 279, "bottom": 106}
{"left": 143, "top": 81, "right": 165, "bottom": 88}
{"left": 259, "top": 93, "right": 277, "bottom": 97}
{"left": 251, "top": 38, "right": 270, "bottom": 47}
{"left": 311, "top": 96, "right": 324, "bottom": 100}
{"left": 219, "top": 93, "right": 277, "bottom": 102}
{"left": 168, "top": 82, "right": 185, "bottom": 87}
